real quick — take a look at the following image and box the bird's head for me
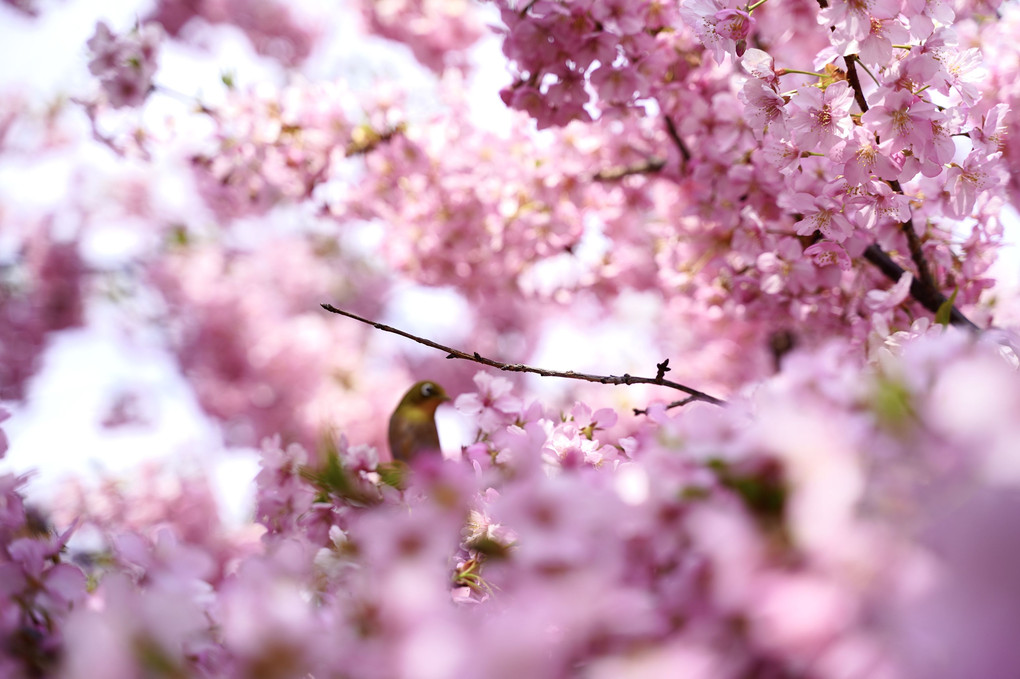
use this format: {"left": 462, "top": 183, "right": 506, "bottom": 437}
{"left": 394, "top": 380, "right": 450, "bottom": 420}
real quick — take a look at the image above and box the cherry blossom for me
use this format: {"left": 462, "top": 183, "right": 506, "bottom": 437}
{"left": 787, "top": 81, "right": 855, "bottom": 153}
{"left": 86, "top": 21, "right": 163, "bottom": 108}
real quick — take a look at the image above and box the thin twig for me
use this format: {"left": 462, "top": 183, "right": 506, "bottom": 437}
{"left": 320, "top": 303, "right": 727, "bottom": 406}
{"left": 633, "top": 396, "right": 696, "bottom": 416}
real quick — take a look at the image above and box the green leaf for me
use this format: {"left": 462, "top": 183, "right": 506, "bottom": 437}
{"left": 301, "top": 440, "right": 381, "bottom": 506}
{"left": 377, "top": 461, "right": 409, "bottom": 490}
{"left": 935, "top": 288, "right": 959, "bottom": 327}
{"left": 870, "top": 376, "right": 914, "bottom": 431}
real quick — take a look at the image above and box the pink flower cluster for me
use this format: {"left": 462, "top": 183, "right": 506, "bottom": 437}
{"left": 86, "top": 21, "right": 163, "bottom": 109}
{"left": 147, "top": 238, "right": 402, "bottom": 449}
{"left": 145, "top": 0, "right": 318, "bottom": 67}
{"left": 489, "top": 0, "right": 1012, "bottom": 267}
{"left": 360, "top": 0, "right": 486, "bottom": 72}
{"left": 345, "top": 108, "right": 608, "bottom": 301}
{"left": 0, "top": 226, "right": 85, "bottom": 401}
{"left": 0, "top": 473, "right": 86, "bottom": 678}
{"left": 190, "top": 81, "right": 359, "bottom": 221}
{"left": 494, "top": 0, "right": 687, "bottom": 127}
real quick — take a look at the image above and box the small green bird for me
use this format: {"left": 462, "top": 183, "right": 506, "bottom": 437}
{"left": 388, "top": 380, "right": 450, "bottom": 462}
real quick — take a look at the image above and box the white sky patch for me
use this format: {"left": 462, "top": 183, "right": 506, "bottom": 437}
{"left": 2, "top": 322, "right": 221, "bottom": 497}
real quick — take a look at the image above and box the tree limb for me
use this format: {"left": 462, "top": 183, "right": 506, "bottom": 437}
{"left": 320, "top": 303, "right": 727, "bottom": 406}
{"left": 862, "top": 244, "right": 979, "bottom": 330}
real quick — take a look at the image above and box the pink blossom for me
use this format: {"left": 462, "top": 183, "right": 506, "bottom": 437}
{"left": 714, "top": 9, "right": 754, "bottom": 43}
{"left": 679, "top": 0, "right": 748, "bottom": 60}
{"left": 455, "top": 372, "right": 524, "bottom": 434}
{"left": 851, "top": 180, "right": 911, "bottom": 230}
{"left": 86, "top": 21, "right": 162, "bottom": 108}
{"left": 787, "top": 81, "right": 855, "bottom": 152}
{"left": 147, "top": 0, "right": 319, "bottom": 67}
{"left": 756, "top": 237, "right": 818, "bottom": 294}
{"left": 2, "top": 3, "right": 1019, "bottom": 677}
{"left": 902, "top": 0, "right": 955, "bottom": 38}
{"left": 945, "top": 150, "right": 1007, "bottom": 218}
{"left": 783, "top": 190, "right": 856, "bottom": 242}
{"left": 591, "top": 0, "right": 647, "bottom": 35}
{"left": 590, "top": 64, "right": 645, "bottom": 105}
{"left": 818, "top": 0, "right": 876, "bottom": 41}
{"left": 973, "top": 103, "right": 1008, "bottom": 156}
{"left": 804, "top": 240, "right": 853, "bottom": 270}
{"left": 861, "top": 88, "right": 939, "bottom": 154}
{"left": 866, "top": 271, "right": 914, "bottom": 311}
{"left": 856, "top": 14, "right": 910, "bottom": 65}
{"left": 832, "top": 126, "right": 902, "bottom": 184}
{"left": 363, "top": 0, "right": 484, "bottom": 71}
{"left": 929, "top": 47, "right": 987, "bottom": 107}
{"left": 741, "top": 47, "right": 781, "bottom": 86}
{"left": 741, "top": 78, "right": 788, "bottom": 138}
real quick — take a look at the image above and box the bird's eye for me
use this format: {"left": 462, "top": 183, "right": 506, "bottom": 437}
{"left": 420, "top": 383, "right": 435, "bottom": 397}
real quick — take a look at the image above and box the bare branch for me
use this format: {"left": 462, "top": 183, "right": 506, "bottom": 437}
{"left": 321, "top": 303, "right": 727, "bottom": 407}
{"left": 633, "top": 396, "right": 696, "bottom": 416}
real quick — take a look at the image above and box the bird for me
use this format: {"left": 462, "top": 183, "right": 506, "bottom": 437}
{"left": 387, "top": 380, "right": 450, "bottom": 463}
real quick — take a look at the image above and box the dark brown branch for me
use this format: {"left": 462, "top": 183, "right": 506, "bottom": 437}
{"left": 844, "top": 55, "right": 869, "bottom": 113}
{"left": 592, "top": 157, "right": 666, "bottom": 181}
{"left": 663, "top": 115, "right": 691, "bottom": 163}
{"left": 862, "top": 244, "right": 979, "bottom": 330}
{"left": 321, "top": 303, "right": 726, "bottom": 406}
